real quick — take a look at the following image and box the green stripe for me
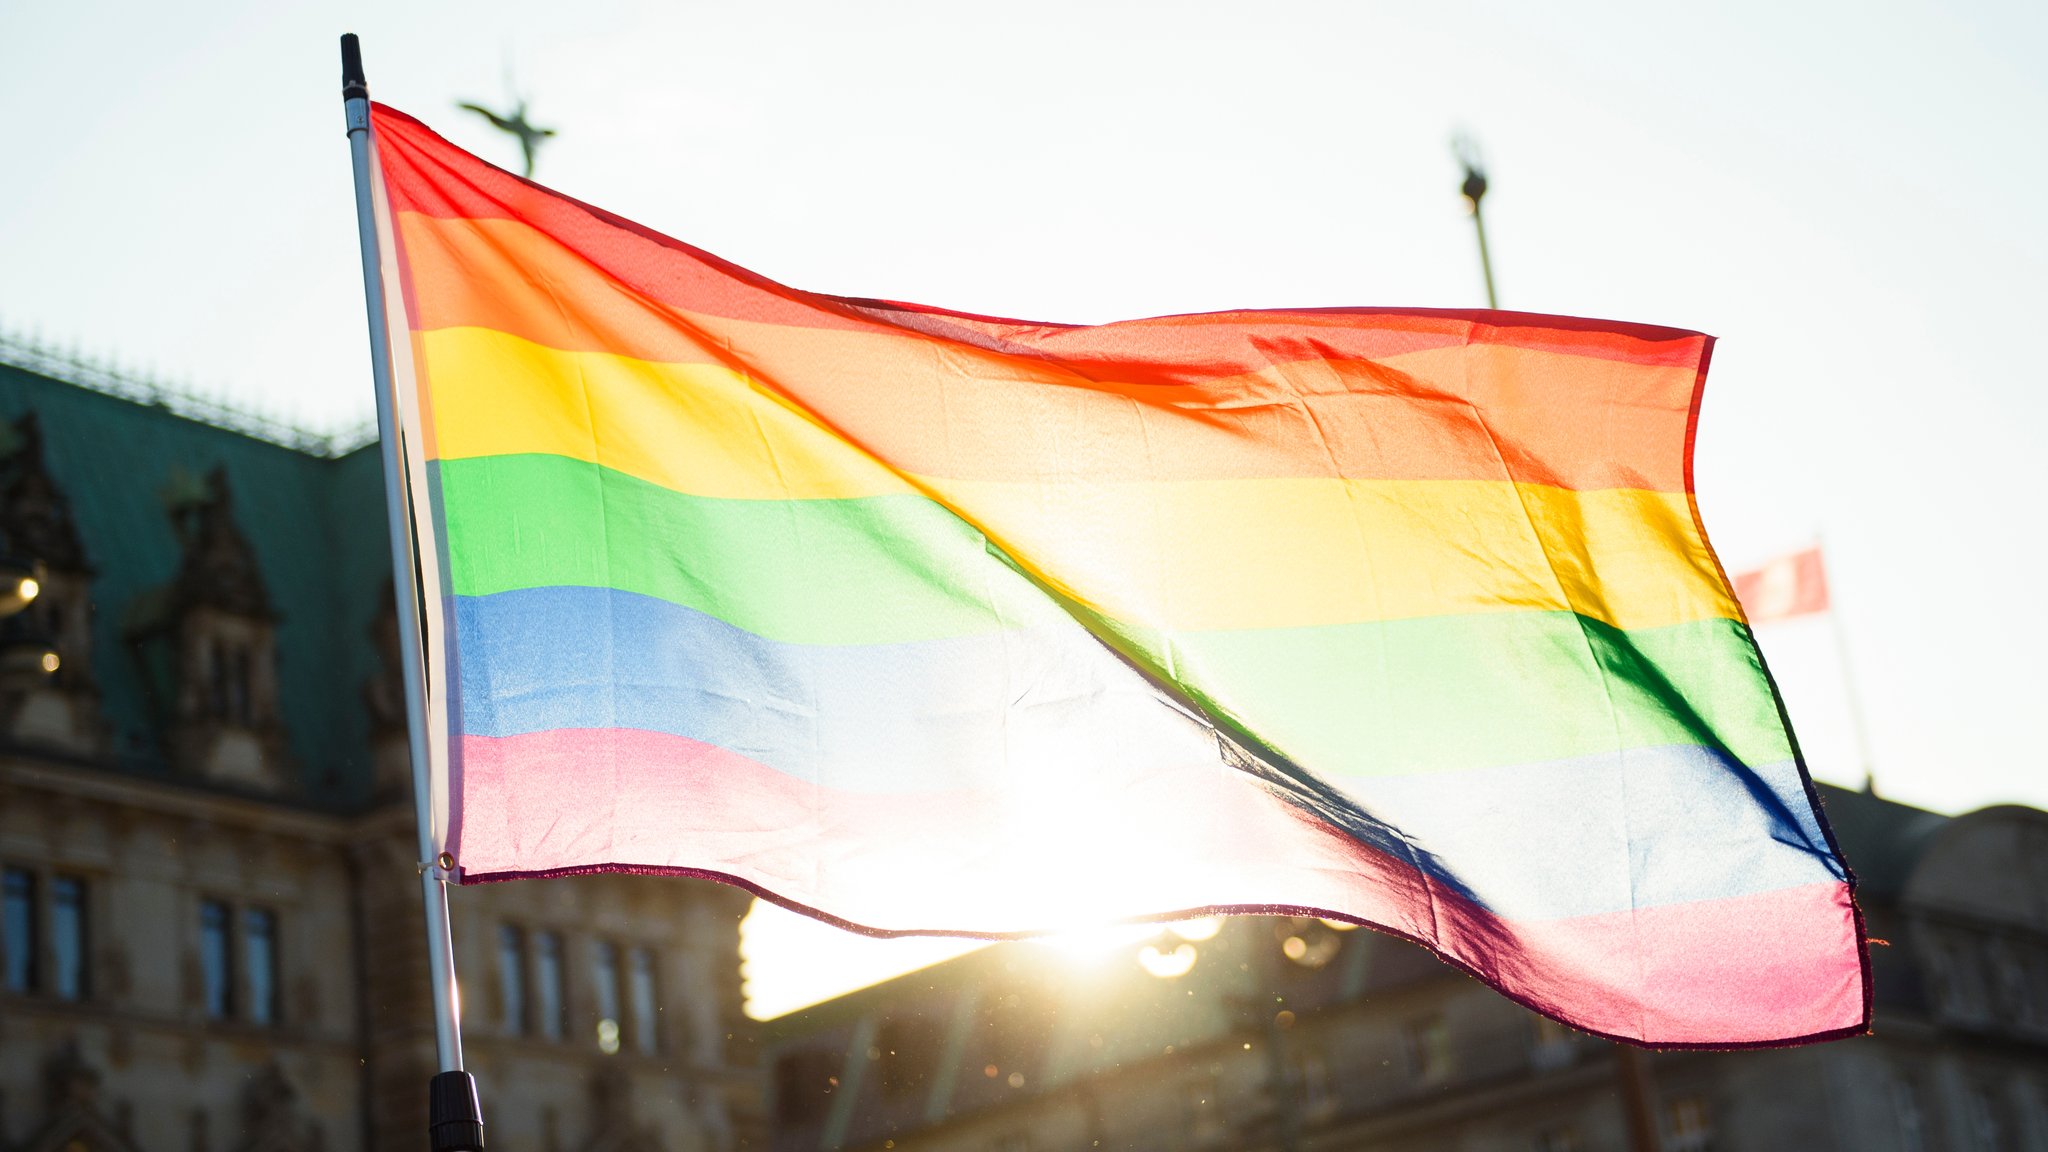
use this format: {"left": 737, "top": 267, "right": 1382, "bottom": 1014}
{"left": 1155, "top": 613, "right": 1791, "bottom": 777}
{"left": 439, "top": 453, "right": 1791, "bottom": 773}
{"left": 438, "top": 453, "right": 1065, "bottom": 645}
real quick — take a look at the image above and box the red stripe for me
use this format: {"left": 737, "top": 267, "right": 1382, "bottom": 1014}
{"left": 371, "top": 103, "right": 1708, "bottom": 370}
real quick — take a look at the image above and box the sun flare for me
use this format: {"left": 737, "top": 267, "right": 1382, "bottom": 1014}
{"left": 739, "top": 900, "right": 1233, "bottom": 1020}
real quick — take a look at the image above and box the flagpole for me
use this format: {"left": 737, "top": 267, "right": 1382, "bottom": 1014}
{"left": 1818, "top": 536, "right": 1878, "bottom": 792}
{"left": 341, "top": 33, "right": 486, "bottom": 1152}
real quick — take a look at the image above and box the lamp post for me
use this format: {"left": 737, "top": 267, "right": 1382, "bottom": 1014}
{"left": 1453, "top": 136, "right": 1499, "bottom": 310}
{"left": 1451, "top": 133, "right": 1662, "bottom": 1152}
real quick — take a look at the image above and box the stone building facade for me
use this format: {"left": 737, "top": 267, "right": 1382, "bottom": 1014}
{"left": 0, "top": 351, "right": 762, "bottom": 1152}
{"left": 765, "top": 785, "right": 2048, "bottom": 1152}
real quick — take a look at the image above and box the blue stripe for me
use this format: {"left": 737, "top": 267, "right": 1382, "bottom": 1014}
{"left": 1344, "top": 749, "right": 1842, "bottom": 921}
{"left": 452, "top": 583, "right": 1214, "bottom": 794}
{"left": 452, "top": 585, "right": 1843, "bottom": 919}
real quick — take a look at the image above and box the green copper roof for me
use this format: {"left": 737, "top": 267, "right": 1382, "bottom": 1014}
{"left": 0, "top": 360, "right": 391, "bottom": 811}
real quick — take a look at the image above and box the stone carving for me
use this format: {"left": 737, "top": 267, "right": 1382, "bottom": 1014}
{"left": 127, "top": 467, "right": 290, "bottom": 791}
{"left": 0, "top": 411, "right": 105, "bottom": 754}
{"left": 164, "top": 466, "right": 273, "bottom": 622}
{"left": 231, "top": 1061, "right": 316, "bottom": 1152}
{"left": 580, "top": 1070, "right": 667, "bottom": 1152}
{"left": 0, "top": 413, "right": 90, "bottom": 572}
{"left": 17, "top": 1043, "right": 142, "bottom": 1152}
{"left": 362, "top": 583, "right": 411, "bottom": 804}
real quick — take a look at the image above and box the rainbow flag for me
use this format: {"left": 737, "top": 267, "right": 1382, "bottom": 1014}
{"left": 368, "top": 105, "right": 1867, "bottom": 1046}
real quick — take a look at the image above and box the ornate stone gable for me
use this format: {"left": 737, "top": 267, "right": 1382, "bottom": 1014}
{"left": 126, "top": 466, "right": 290, "bottom": 792}
{"left": 0, "top": 411, "right": 106, "bottom": 754}
{"left": 0, "top": 413, "right": 90, "bottom": 574}
{"left": 579, "top": 1071, "right": 669, "bottom": 1152}
{"left": 16, "top": 1044, "right": 144, "bottom": 1152}
{"left": 362, "top": 583, "right": 412, "bottom": 805}
{"left": 164, "top": 466, "right": 274, "bottom": 623}
{"left": 229, "top": 1062, "right": 324, "bottom": 1152}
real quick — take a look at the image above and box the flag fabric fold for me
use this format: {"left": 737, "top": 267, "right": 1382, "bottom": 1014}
{"left": 369, "top": 103, "right": 1868, "bottom": 1046}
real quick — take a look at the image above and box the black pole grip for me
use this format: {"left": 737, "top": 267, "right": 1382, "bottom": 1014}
{"left": 341, "top": 33, "right": 368, "bottom": 100}
{"left": 428, "top": 1070, "right": 485, "bottom": 1152}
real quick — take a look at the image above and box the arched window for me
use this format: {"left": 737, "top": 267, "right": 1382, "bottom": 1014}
{"left": 533, "top": 930, "right": 565, "bottom": 1040}
{"left": 205, "top": 638, "right": 228, "bottom": 719}
{"left": 229, "top": 645, "right": 252, "bottom": 726}
{"left": 628, "top": 946, "right": 660, "bottom": 1054}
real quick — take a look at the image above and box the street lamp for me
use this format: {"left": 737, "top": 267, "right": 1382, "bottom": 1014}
{"left": 1452, "top": 134, "right": 1500, "bottom": 310}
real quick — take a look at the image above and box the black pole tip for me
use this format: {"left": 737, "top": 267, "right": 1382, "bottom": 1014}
{"left": 341, "top": 34, "right": 368, "bottom": 101}
{"left": 428, "top": 1070, "right": 485, "bottom": 1152}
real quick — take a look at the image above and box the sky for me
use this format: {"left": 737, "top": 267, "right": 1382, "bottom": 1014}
{"left": 4, "top": 0, "right": 2045, "bottom": 1018}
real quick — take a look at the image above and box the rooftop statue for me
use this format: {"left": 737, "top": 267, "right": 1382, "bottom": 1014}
{"left": 456, "top": 98, "right": 556, "bottom": 179}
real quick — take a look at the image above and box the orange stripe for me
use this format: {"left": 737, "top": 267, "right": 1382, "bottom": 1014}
{"left": 394, "top": 211, "right": 1701, "bottom": 491}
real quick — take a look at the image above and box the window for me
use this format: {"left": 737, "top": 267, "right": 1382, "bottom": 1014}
{"left": 498, "top": 926, "right": 526, "bottom": 1035}
{"left": 1302, "top": 1049, "right": 1335, "bottom": 1115}
{"left": 877, "top": 1015, "right": 944, "bottom": 1101}
{"left": 200, "top": 900, "right": 233, "bottom": 1019}
{"left": 1891, "top": 1078, "right": 1925, "bottom": 1152}
{"left": 1298, "top": 1050, "right": 1333, "bottom": 1119}
{"left": 244, "top": 908, "right": 278, "bottom": 1025}
{"left": 51, "top": 876, "right": 85, "bottom": 1001}
{"left": 1665, "top": 1095, "right": 1713, "bottom": 1152}
{"left": 1964, "top": 1086, "right": 2002, "bottom": 1152}
{"left": 1530, "top": 1013, "right": 1576, "bottom": 1070}
{"left": 592, "top": 940, "right": 622, "bottom": 1054}
{"left": 1402, "top": 1015, "right": 1453, "bottom": 1084}
{"left": 205, "top": 639, "right": 255, "bottom": 726}
{"left": 982, "top": 983, "right": 1053, "bottom": 1066}
{"left": 1990, "top": 939, "right": 2033, "bottom": 1021}
{"left": 229, "top": 647, "right": 252, "bottom": 725}
{"left": 534, "top": 931, "right": 565, "bottom": 1040}
{"left": 1933, "top": 935, "right": 1990, "bottom": 1019}
{"left": 206, "top": 639, "right": 229, "bottom": 719}
{"left": 2021, "top": 1081, "right": 2048, "bottom": 1152}
{"left": 628, "top": 947, "right": 659, "bottom": 1054}
{"left": 3, "top": 867, "right": 35, "bottom": 993}
{"left": 774, "top": 1049, "right": 842, "bottom": 1127}
{"left": 197, "top": 901, "right": 279, "bottom": 1026}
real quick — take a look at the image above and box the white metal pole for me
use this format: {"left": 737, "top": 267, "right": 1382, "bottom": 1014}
{"left": 1807, "top": 535, "right": 1877, "bottom": 791}
{"left": 1827, "top": 599, "right": 1877, "bottom": 793}
{"left": 340, "top": 33, "right": 483, "bottom": 1152}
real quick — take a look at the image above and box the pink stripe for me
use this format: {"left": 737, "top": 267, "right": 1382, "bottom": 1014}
{"left": 453, "top": 728, "right": 1864, "bottom": 1045}
{"left": 452, "top": 727, "right": 1440, "bottom": 935}
{"left": 1436, "top": 880, "right": 1865, "bottom": 1045}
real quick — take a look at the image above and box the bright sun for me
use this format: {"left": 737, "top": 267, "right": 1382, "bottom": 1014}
{"left": 738, "top": 900, "right": 1229, "bottom": 1020}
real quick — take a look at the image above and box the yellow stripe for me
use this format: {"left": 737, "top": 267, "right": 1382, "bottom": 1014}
{"left": 421, "top": 325, "right": 912, "bottom": 499}
{"left": 948, "top": 476, "right": 1734, "bottom": 632}
{"left": 420, "top": 327, "right": 1737, "bottom": 632}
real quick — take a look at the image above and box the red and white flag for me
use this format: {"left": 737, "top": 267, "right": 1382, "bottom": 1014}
{"left": 1733, "top": 547, "right": 1830, "bottom": 625}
